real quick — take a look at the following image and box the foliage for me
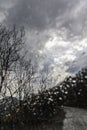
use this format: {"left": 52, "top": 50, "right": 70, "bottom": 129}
{"left": 58, "top": 67, "right": 87, "bottom": 108}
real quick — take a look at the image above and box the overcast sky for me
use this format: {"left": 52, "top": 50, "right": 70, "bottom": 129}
{"left": 0, "top": 0, "right": 87, "bottom": 84}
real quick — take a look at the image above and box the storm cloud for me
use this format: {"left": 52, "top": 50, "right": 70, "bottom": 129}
{"left": 5, "top": 0, "right": 71, "bottom": 29}
{"left": 0, "top": 0, "right": 87, "bottom": 84}
{"left": 4, "top": 0, "right": 87, "bottom": 35}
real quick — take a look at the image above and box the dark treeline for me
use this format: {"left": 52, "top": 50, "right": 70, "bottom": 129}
{"left": 40, "top": 66, "right": 87, "bottom": 108}
{"left": 37, "top": 66, "right": 87, "bottom": 109}
{"left": 49, "top": 67, "right": 87, "bottom": 108}
{"left": 60, "top": 67, "right": 87, "bottom": 108}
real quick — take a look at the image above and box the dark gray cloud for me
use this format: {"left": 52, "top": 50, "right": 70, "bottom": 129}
{"left": 2, "top": 0, "right": 87, "bottom": 38}
{"left": 1, "top": 0, "right": 87, "bottom": 37}
{"left": 4, "top": 0, "right": 87, "bottom": 38}
{"left": 5, "top": 0, "right": 75, "bottom": 30}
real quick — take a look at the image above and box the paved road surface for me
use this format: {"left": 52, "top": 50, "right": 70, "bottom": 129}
{"left": 63, "top": 107, "right": 87, "bottom": 130}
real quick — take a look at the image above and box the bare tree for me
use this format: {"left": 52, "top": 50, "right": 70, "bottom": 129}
{"left": 0, "top": 25, "right": 25, "bottom": 92}
{"left": 9, "top": 59, "right": 36, "bottom": 107}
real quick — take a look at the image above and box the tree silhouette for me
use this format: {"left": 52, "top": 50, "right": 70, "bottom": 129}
{"left": 0, "top": 25, "right": 25, "bottom": 92}
{"left": 59, "top": 67, "right": 87, "bottom": 108}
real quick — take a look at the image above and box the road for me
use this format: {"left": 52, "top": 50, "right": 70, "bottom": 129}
{"left": 63, "top": 107, "right": 87, "bottom": 130}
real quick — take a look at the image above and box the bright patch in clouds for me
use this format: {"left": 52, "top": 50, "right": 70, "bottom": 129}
{"left": 38, "top": 28, "right": 87, "bottom": 83}
{"left": 45, "top": 32, "right": 70, "bottom": 50}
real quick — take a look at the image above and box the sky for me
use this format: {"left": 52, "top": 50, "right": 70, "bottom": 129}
{"left": 0, "top": 0, "right": 87, "bottom": 84}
